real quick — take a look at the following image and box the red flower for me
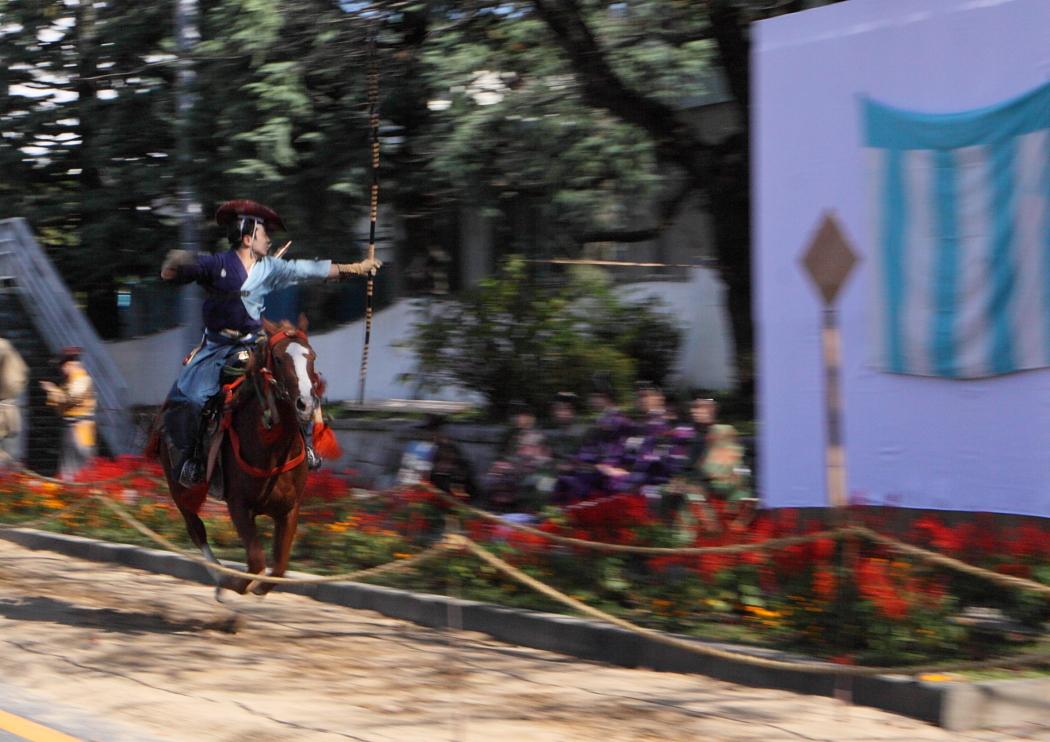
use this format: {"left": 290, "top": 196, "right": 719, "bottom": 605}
{"left": 812, "top": 566, "right": 836, "bottom": 601}
{"left": 810, "top": 538, "right": 836, "bottom": 563}
{"left": 913, "top": 516, "right": 962, "bottom": 552}
{"left": 695, "top": 552, "right": 734, "bottom": 581}
{"left": 856, "top": 558, "right": 910, "bottom": 620}
{"left": 1008, "top": 525, "right": 1049, "bottom": 560}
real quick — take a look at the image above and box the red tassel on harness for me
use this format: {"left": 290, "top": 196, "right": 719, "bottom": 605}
{"left": 313, "top": 421, "right": 342, "bottom": 459}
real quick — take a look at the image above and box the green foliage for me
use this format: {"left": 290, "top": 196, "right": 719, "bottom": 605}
{"left": 417, "top": 1, "right": 713, "bottom": 252}
{"left": 401, "top": 255, "right": 680, "bottom": 415}
{"left": 0, "top": 0, "right": 175, "bottom": 308}
{"left": 0, "top": 0, "right": 737, "bottom": 342}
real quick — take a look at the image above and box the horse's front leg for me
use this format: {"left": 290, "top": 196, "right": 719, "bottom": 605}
{"left": 251, "top": 505, "right": 300, "bottom": 596}
{"left": 227, "top": 500, "right": 266, "bottom": 595}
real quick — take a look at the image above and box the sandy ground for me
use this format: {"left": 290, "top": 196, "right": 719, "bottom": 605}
{"left": 1, "top": 537, "right": 1048, "bottom": 742}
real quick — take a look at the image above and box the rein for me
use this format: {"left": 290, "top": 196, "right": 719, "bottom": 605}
{"left": 220, "top": 328, "right": 313, "bottom": 479}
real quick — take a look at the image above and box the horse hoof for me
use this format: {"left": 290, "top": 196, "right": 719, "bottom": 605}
{"left": 250, "top": 579, "right": 275, "bottom": 596}
{"left": 214, "top": 585, "right": 227, "bottom": 603}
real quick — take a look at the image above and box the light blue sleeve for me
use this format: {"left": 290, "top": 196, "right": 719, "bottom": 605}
{"left": 263, "top": 257, "right": 333, "bottom": 291}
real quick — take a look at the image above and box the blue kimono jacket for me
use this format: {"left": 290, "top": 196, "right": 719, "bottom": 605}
{"left": 168, "top": 251, "right": 331, "bottom": 408}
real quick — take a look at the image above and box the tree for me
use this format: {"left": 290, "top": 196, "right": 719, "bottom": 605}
{"left": 401, "top": 0, "right": 842, "bottom": 391}
{"left": 402, "top": 255, "right": 680, "bottom": 416}
{"left": 0, "top": 0, "right": 839, "bottom": 359}
{"left": 0, "top": 0, "right": 383, "bottom": 336}
{"left": 0, "top": 0, "right": 178, "bottom": 336}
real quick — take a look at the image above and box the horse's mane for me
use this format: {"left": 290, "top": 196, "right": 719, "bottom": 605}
{"left": 270, "top": 319, "right": 298, "bottom": 334}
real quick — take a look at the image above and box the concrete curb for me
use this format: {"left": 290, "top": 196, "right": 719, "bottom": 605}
{"left": 3, "top": 527, "right": 1048, "bottom": 731}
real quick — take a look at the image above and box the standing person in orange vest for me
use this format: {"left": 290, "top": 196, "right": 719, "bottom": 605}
{"left": 40, "top": 346, "right": 96, "bottom": 480}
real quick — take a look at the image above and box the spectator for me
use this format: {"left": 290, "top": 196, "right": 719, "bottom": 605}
{"left": 0, "top": 336, "right": 28, "bottom": 464}
{"left": 40, "top": 346, "right": 96, "bottom": 480}
{"left": 483, "top": 401, "right": 550, "bottom": 512}
{"left": 657, "top": 397, "right": 719, "bottom": 538}
{"left": 546, "top": 391, "right": 585, "bottom": 465}
{"left": 701, "top": 423, "right": 752, "bottom": 502}
{"left": 684, "top": 397, "right": 717, "bottom": 471}
{"left": 619, "top": 382, "right": 673, "bottom": 492}
{"left": 583, "top": 373, "right": 631, "bottom": 449}
{"left": 422, "top": 414, "right": 480, "bottom": 501}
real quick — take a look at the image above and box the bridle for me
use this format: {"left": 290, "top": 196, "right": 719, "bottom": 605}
{"left": 260, "top": 328, "right": 321, "bottom": 403}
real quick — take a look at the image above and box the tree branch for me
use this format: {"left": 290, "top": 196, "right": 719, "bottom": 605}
{"left": 607, "top": 27, "right": 712, "bottom": 50}
{"left": 528, "top": 0, "right": 713, "bottom": 188}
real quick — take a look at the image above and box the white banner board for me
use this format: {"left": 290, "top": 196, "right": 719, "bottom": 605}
{"left": 754, "top": 0, "right": 1050, "bottom": 516}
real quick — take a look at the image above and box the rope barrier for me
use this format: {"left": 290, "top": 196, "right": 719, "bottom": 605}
{"left": 8, "top": 469, "right": 1050, "bottom": 599}
{"left": 5, "top": 469, "right": 1050, "bottom": 676}
{"left": 89, "top": 491, "right": 451, "bottom": 585}
{"left": 451, "top": 534, "right": 1050, "bottom": 676}
{"left": 852, "top": 525, "right": 1050, "bottom": 599}
{"left": 429, "top": 488, "right": 852, "bottom": 555}
{"left": 430, "top": 488, "right": 1050, "bottom": 598}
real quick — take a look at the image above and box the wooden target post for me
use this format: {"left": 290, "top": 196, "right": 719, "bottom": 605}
{"left": 800, "top": 213, "right": 859, "bottom": 515}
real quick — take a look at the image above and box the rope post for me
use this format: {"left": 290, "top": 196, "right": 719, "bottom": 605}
{"left": 443, "top": 513, "right": 466, "bottom": 740}
{"left": 800, "top": 213, "right": 859, "bottom": 525}
{"left": 821, "top": 306, "right": 847, "bottom": 515}
{"left": 357, "top": 26, "right": 381, "bottom": 405}
{"left": 801, "top": 213, "right": 861, "bottom": 659}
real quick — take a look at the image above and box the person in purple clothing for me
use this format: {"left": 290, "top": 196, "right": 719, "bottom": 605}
{"left": 159, "top": 199, "right": 381, "bottom": 488}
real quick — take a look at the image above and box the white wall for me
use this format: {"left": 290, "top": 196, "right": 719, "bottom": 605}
{"left": 754, "top": 0, "right": 1050, "bottom": 516}
{"left": 106, "top": 267, "right": 734, "bottom": 406}
{"left": 624, "top": 268, "right": 734, "bottom": 390}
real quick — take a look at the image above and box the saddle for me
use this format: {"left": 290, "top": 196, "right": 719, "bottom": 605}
{"left": 200, "top": 345, "right": 258, "bottom": 500}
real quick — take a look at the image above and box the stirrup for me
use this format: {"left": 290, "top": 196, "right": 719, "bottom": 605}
{"left": 306, "top": 446, "right": 322, "bottom": 471}
{"left": 178, "top": 459, "right": 204, "bottom": 488}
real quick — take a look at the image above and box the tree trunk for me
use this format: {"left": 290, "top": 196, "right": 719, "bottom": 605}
{"left": 530, "top": 0, "right": 753, "bottom": 387}
{"left": 76, "top": 1, "right": 112, "bottom": 337}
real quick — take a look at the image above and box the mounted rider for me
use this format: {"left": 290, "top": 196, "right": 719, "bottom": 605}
{"left": 160, "top": 199, "right": 381, "bottom": 488}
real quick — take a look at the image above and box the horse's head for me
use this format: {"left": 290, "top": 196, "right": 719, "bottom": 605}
{"left": 261, "top": 315, "right": 320, "bottom": 427}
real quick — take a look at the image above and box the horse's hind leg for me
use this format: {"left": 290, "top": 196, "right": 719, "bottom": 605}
{"left": 250, "top": 506, "right": 299, "bottom": 596}
{"left": 227, "top": 502, "right": 266, "bottom": 595}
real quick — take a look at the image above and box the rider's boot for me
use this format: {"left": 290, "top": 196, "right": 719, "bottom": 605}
{"left": 164, "top": 401, "right": 205, "bottom": 488}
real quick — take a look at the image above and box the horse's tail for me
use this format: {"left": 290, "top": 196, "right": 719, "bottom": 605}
{"left": 144, "top": 428, "right": 162, "bottom": 461}
{"left": 143, "top": 407, "right": 166, "bottom": 461}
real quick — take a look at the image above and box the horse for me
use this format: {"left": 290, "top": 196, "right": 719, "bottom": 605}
{"left": 153, "top": 316, "right": 322, "bottom": 598}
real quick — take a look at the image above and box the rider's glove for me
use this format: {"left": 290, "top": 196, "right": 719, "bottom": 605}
{"left": 161, "top": 249, "right": 197, "bottom": 281}
{"left": 335, "top": 257, "right": 382, "bottom": 279}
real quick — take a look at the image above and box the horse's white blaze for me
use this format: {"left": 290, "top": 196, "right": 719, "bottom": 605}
{"left": 287, "top": 343, "right": 314, "bottom": 406}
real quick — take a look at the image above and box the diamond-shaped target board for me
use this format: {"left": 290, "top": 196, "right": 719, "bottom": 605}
{"left": 801, "top": 213, "right": 859, "bottom": 305}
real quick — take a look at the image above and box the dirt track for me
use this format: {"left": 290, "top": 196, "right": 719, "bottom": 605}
{"left": 0, "top": 537, "right": 1047, "bottom": 742}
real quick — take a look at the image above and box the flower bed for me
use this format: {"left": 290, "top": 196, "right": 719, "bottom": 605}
{"left": 2, "top": 456, "right": 1049, "bottom": 667}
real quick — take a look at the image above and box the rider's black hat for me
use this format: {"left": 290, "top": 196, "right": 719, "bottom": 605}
{"left": 215, "top": 199, "right": 285, "bottom": 233}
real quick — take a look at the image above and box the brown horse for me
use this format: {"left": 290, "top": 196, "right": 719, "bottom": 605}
{"left": 155, "top": 316, "right": 320, "bottom": 598}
